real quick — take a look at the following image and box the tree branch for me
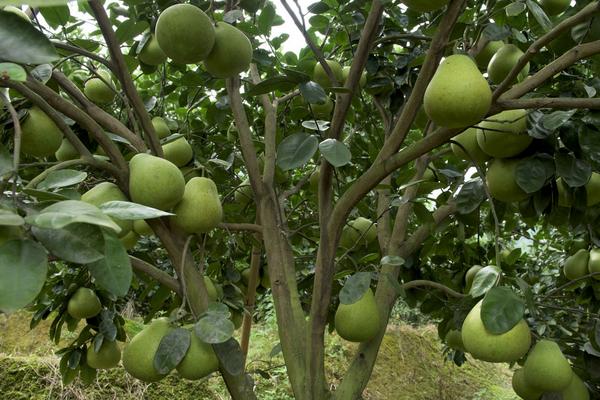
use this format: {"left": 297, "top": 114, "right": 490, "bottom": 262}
{"left": 497, "top": 96, "right": 600, "bottom": 110}
{"left": 493, "top": 1, "right": 600, "bottom": 101}
{"left": 0, "top": 91, "right": 22, "bottom": 171}
{"left": 129, "top": 256, "right": 181, "bottom": 296}
{"left": 401, "top": 280, "right": 465, "bottom": 298}
{"left": 219, "top": 222, "right": 263, "bottom": 234}
{"left": 51, "top": 40, "right": 115, "bottom": 72}
{"left": 25, "top": 159, "right": 89, "bottom": 189}
{"left": 88, "top": 0, "right": 162, "bottom": 156}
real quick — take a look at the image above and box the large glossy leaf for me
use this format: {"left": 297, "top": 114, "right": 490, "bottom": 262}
{"left": 115, "top": 19, "right": 149, "bottom": 44}
{"left": 454, "top": 179, "right": 485, "bottom": 214}
{"left": 299, "top": 81, "right": 327, "bottom": 104}
{"left": 319, "top": 139, "right": 351, "bottom": 167}
{"left": 339, "top": 272, "right": 371, "bottom": 305}
{"left": 481, "top": 286, "right": 525, "bottom": 334}
{"left": 39, "top": 5, "right": 70, "bottom": 29}
{"left": 32, "top": 223, "right": 104, "bottom": 264}
{"left": 0, "top": 1, "right": 69, "bottom": 5}
{"left": 469, "top": 265, "right": 501, "bottom": 298}
{"left": 0, "top": 209, "right": 24, "bottom": 226}
{"left": 0, "top": 239, "right": 47, "bottom": 313}
{"left": 37, "top": 170, "right": 87, "bottom": 190}
{"left": 86, "top": 231, "right": 132, "bottom": 297}
{"left": 515, "top": 155, "right": 555, "bottom": 194}
{"left": 213, "top": 338, "right": 245, "bottom": 376}
{"left": 526, "top": 0, "right": 552, "bottom": 32}
{"left": 154, "top": 328, "right": 190, "bottom": 375}
{"left": 99, "top": 201, "right": 174, "bottom": 220}
{"left": 195, "top": 314, "right": 235, "bottom": 344}
{"left": 276, "top": 133, "right": 319, "bottom": 171}
{"left": 246, "top": 76, "right": 296, "bottom": 96}
{"left": 0, "top": 10, "right": 59, "bottom": 64}
{"left": 555, "top": 152, "right": 591, "bottom": 188}
{"left": 25, "top": 200, "right": 121, "bottom": 233}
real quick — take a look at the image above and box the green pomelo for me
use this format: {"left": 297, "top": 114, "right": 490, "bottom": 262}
{"left": 523, "top": 340, "right": 573, "bottom": 392}
{"left": 474, "top": 40, "right": 503, "bottom": 69}
{"left": 461, "top": 300, "right": 531, "bottom": 362}
{"left": 563, "top": 249, "right": 589, "bottom": 280}
{"left": 20, "top": 106, "right": 63, "bottom": 158}
{"left": 87, "top": 340, "right": 121, "bottom": 369}
{"left": 67, "top": 288, "right": 102, "bottom": 320}
{"left": 152, "top": 116, "right": 171, "bottom": 139}
{"left": 486, "top": 158, "right": 529, "bottom": 203}
{"left": 424, "top": 55, "right": 491, "bottom": 128}
{"left": 128, "top": 153, "right": 185, "bottom": 211}
{"left": 139, "top": 35, "right": 167, "bottom": 66}
{"left": 487, "top": 44, "right": 530, "bottom": 84}
{"left": 171, "top": 177, "right": 223, "bottom": 234}
{"left": 313, "top": 60, "right": 343, "bottom": 88}
{"left": 84, "top": 71, "right": 116, "bottom": 104}
{"left": 334, "top": 288, "right": 380, "bottom": 342}
{"left": 588, "top": 248, "right": 600, "bottom": 280}
{"left": 561, "top": 373, "right": 590, "bottom": 400}
{"left": 512, "top": 369, "right": 543, "bottom": 400}
{"left": 162, "top": 136, "right": 193, "bottom": 167}
{"left": 176, "top": 329, "right": 219, "bottom": 380}
{"left": 476, "top": 109, "right": 531, "bottom": 158}
{"left": 55, "top": 138, "right": 80, "bottom": 161}
{"left": 451, "top": 128, "right": 490, "bottom": 166}
{"left": 204, "top": 22, "right": 253, "bottom": 78}
{"left": 155, "top": 4, "right": 215, "bottom": 64}
{"left": 122, "top": 318, "right": 173, "bottom": 382}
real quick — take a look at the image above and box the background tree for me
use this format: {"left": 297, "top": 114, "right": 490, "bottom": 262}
{"left": 1, "top": 0, "right": 600, "bottom": 399}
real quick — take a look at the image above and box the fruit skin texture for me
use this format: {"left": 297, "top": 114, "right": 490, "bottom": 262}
{"left": 476, "top": 109, "right": 532, "bottom": 158}
{"left": 309, "top": 96, "right": 333, "bottom": 119}
{"left": 486, "top": 158, "right": 529, "bottom": 203}
{"left": 162, "top": 136, "right": 193, "bottom": 167}
{"left": 171, "top": 177, "right": 223, "bottom": 234}
{"left": 523, "top": 340, "right": 573, "bottom": 392}
{"left": 204, "top": 22, "right": 253, "bottom": 78}
{"left": 512, "top": 369, "right": 543, "bottom": 400}
{"left": 155, "top": 4, "right": 215, "bottom": 64}
{"left": 313, "top": 60, "right": 344, "bottom": 88}
{"left": 87, "top": 340, "right": 121, "bottom": 369}
{"left": 20, "top": 106, "right": 63, "bottom": 158}
{"left": 461, "top": 300, "right": 531, "bottom": 362}
{"left": 128, "top": 153, "right": 185, "bottom": 211}
{"left": 445, "top": 329, "right": 465, "bottom": 351}
{"left": 84, "top": 71, "right": 116, "bottom": 105}
{"left": 400, "top": 0, "right": 449, "bottom": 12}
{"left": 133, "top": 219, "right": 153, "bottom": 236}
{"left": 585, "top": 172, "right": 600, "bottom": 206}
{"left": 81, "top": 182, "right": 132, "bottom": 237}
{"left": 335, "top": 288, "right": 380, "bottom": 342}
{"left": 152, "top": 116, "right": 171, "bottom": 139}
{"left": 488, "top": 44, "right": 530, "bottom": 84}
{"left": 234, "top": 179, "right": 253, "bottom": 206}
{"left": 451, "top": 128, "right": 490, "bottom": 166}
{"left": 122, "top": 318, "right": 173, "bottom": 382}
{"left": 340, "top": 217, "right": 377, "bottom": 249}
{"left": 424, "top": 55, "right": 491, "bottom": 128}
{"left": 588, "top": 248, "right": 600, "bottom": 280}
{"left": 67, "top": 288, "right": 102, "bottom": 320}
{"left": 474, "top": 40, "right": 503, "bottom": 69}
{"left": 539, "top": 0, "right": 570, "bottom": 16}
{"left": 561, "top": 373, "right": 590, "bottom": 400}
{"left": 55, "top": 138, "right": 79, "bottom": 161}
{"left": 176, "top": 330, "right": 219, "bottom": 380}
{"left": 563, "top": 249, "right": 590, "bottom": 280}
{"left": 120, "top": 231, "right": 139, "bottom": 250}
{"left": 138, "top": 35, "right": 166, "bottom": 66}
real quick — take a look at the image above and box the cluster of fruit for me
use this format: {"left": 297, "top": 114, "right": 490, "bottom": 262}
{"left": 563, "top": 247, "right": 600, "bottom": 281}
{"left": 447, "top": 300, "right": 589, "bottom": 400}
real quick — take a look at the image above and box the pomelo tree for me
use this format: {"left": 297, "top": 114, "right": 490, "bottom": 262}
{"left": 1, "top": 0, "right": 600, "bottom": 399}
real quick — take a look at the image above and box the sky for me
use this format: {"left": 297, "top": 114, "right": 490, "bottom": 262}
{"left": 272, "top": 1, "right": 309, "bottom": 53}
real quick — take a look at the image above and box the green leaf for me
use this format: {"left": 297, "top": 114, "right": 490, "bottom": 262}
{"left": 0, "top": 209, "right": 24, "bottom": 226}
{"left": 319, "top": 139, "right": 351, "bottom": 167}
{"left": 579, "top": 129, "right": 600, "bottom": 166}
{"left": 339, "top": 272, "right": 371, "bottom": 305}
{"left": 505, "top": 2, "right": 526, "bottom": 16}
{"left": 283, "top": 68, "right": 311, "bottom": 84}
{"left": 0, "top": 0, "right": 69, "bottom": 5}
{"left": 381, "top": 255, "right": 405, "bottom": 267}
{"left": 0, "top": 62, "right": 26, "bottom": 81}
{"left": 0, "top": 143, "right": 13, "bottom": 177}
{"left": 86, "top": 231, "right": 132, "bottom": 297}
{"left": 526, "top": 0, "right": 552, "bottom": 32}
{"left": 99, "top": 201, "right": 173, "bottom": 220}
{"left": 469, "top": 265, "right": 501, "bottom": 298}
{"left": 195, "top": 314, "right": 235, "bottom": 344}
{"left": 0, "top": 10, "right": 59, "bottom": 64}
{"left": 115, "top": 19, "right": 149, "bottom": 44}
{"left": 482, "top": 23, "right": 511, "bottom": 41}
{"left": 276, "top": 133, "right": 319, "bottom": 171}
{"left": 39, "top": 5, "right": 70, "bottom": 29}
{"left": 541, "top": 110, "right": 575, "bottom": 130}
{"left": 300, "top": 81, "right": 327, "bottom": 104}
{"left": 204, "top": 302, "right": 231, "bottom": 318}
{"left": 25, "top": 200, "right": 122, "bottom": 233}
{"left": 515, "top": 155, "right": 555, "bottom": 194}
{"left": 37, "top": 170, "right": 87, "bottom": 190}
{"left": 555, "top": 152, "right": 591, "bottom": 188}
{"left": 0, "top": 239, "right": 48, "bottom": 313}
{"left": 454, "top": 179, "right": 485, "bottom": 214}
{"left": 257, "top": 3, "right": 276, "bottom": 35}
{"left": 223, "top": 10, "right": 243, "bottom": 23}
{"left": 246, "top": 76, "right": 296, "bottom": 96}
{"left": 32, "top": 223, "right": 104, "bottom": 264}
{"left": 481, "top": 287, "right": 525, "bottom": 334}
{"left": 308, "top": 2, "right": 330, "bottom": 14}
{"left": 213, "top": 338, "right": 245, "bottom": 376}
{"left": 153, "top": 328, "right": 191, "bottom": 375}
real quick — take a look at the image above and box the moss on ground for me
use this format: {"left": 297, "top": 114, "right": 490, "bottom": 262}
{"left": 0, "top": 312, "right": 517, "bottom": 399}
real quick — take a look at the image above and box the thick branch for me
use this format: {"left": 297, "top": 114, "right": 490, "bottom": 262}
{"left": 130, "top": 256, "right": 181, "bottom": 296}
{"left": 0, "top": 91, "right": 22, "bottom": 170}
{"left": 497, "top": 97, "right": 600, "bottom": 110}
{"left": 493, "top": 1, "right": 600, "bottom": 100}
{"left": 51, "top": 40, "right": 115, "bottom": 72}
{"left": 401, "top": 280, "right": 465, "bottom": 298}
{"left": 219, "top": 222, "right": 263, "bottom": 234}
{"left": 88, "top": 0, "right": 162, "bottom": 156}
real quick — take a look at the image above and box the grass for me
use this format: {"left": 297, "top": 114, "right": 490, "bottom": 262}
{"left": 0, "top": 311, "right": 517, "bottom": 399}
